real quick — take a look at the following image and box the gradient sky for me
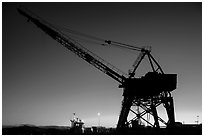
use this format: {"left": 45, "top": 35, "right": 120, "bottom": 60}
{"left": 2, "top": 2, "right": 202, "bottom": 127}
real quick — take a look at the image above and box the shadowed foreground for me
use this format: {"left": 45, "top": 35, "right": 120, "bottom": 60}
{"left": 2, "top": 124, "right": 202, "bottom": 135}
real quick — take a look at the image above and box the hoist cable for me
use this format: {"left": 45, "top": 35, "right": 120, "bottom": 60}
{"left": 53, "top": 24, "right": 150, "bottom": 52}
{"left": 55, "top": 24, "right": 106, "bottom": 42}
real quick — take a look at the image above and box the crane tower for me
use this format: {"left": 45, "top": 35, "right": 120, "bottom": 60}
{"left": 17, "top": 6, "right": 177, "bottom": 133}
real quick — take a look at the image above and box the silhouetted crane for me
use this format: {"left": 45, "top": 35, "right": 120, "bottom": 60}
{"left": 17, "top": 6, "right": 177, "bottom": 132}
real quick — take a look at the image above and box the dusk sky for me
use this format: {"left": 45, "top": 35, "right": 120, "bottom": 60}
{"left": 2, "top": 2, "right": 201, "bottom": 127}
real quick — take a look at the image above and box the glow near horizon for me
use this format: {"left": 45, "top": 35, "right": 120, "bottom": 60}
{"left": 2, "top": 3, "right": 201, "bottom": 127}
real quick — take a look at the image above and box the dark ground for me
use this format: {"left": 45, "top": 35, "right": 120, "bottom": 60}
{"left": 2, "top": 124, "right": 202, "bottom": 135}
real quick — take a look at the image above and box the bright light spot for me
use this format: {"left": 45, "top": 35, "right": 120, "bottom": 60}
{"left": 97, "top": 112, "right": 100, "bottom": 116}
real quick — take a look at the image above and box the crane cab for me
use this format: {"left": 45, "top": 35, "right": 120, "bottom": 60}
{"left": 120, "top": 72, "right": 177, "bottom": 98}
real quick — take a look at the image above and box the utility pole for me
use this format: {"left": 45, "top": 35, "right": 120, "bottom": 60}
{"left": 97, "top": 112, "right": 101, "bottom": 127}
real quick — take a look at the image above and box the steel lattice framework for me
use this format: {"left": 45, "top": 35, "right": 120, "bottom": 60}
{"left": 17, "top": 6, "right": 177, "bottom": 133}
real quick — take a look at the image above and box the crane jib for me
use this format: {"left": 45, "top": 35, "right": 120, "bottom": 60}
{"left": 17, "top": 7, "right": 126, "bottom": 84}
{"left": 18, "top": 6, "right": 178, "bottom": 131}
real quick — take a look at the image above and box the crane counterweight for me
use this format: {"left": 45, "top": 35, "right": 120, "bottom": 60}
{"left": 121, "top": 72, "right": 177, "bottom": 97}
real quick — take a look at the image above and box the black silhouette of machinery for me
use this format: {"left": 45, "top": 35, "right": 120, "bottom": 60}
{"left": 17, "top": 6, "right": 177, "bottom": 132}
{"left": 70, "top": 113, "right": 84, "bottom": 133}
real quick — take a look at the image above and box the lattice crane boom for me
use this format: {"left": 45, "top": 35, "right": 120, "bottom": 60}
{"left": 17, "top": 6, "right": 127, "bottom": 84}
{"left": 18, "top": 6, "right": 177, "bottom": 132}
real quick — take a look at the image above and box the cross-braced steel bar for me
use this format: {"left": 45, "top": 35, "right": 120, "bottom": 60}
{"left": 127, "top": 96, "right": 168, "bottom": 128}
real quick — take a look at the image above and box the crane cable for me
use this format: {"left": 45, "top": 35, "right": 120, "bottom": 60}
{"left": 53, "top": 24, "right": 147, "bottom": 52}
{"left": 19, "top": 5, "right": 150, "bottom": 52}
{"left": 55, "top": 25, "right": 105, "bottom": 42}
